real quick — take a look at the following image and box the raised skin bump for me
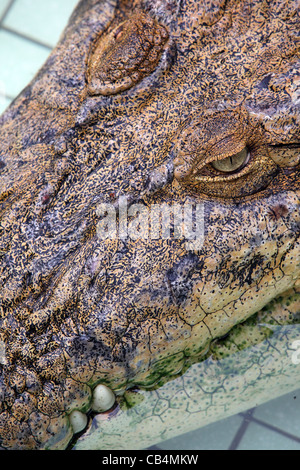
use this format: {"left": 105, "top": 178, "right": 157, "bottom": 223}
{"left": 87, "top": 10, "right": 169, "bottom": 96}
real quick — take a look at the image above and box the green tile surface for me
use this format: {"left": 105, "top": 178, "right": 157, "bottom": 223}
{"left": 0, "top": 29, "right": 49, "bottom": 98}
{"left": 237, "top": 422, "right": 300, "bottom": 450}
{"left": 0, "top": 0, "right": 11, "bottom": 20}
{"left": 253, "top": 390, "right": 300, "bottom": 438}
{"left": 0, "top": 94, "right": 11, "bottom": 114}
{"left": 3, "top": 0, "right": 79, "bottom": 47}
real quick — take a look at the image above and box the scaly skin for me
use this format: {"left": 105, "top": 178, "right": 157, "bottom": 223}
{"left": 74, "top": 288, "right": 300, "bottom": 450}
{"left": 0, "top": 0, "right": 299, "bottom": 449}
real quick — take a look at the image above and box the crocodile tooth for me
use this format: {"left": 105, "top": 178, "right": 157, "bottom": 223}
{"left": 92, "top": 384, "right": 116, "bottom": 413}
{"left": 69, "top": 410, "right": 88, "bottom": 434}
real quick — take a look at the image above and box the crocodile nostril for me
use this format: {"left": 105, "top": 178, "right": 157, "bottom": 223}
{"left": 114, "top": 25, "right": 124, "bottom": 42}
{"left": 87, "top": 11, "right": 169, "bottom": 96}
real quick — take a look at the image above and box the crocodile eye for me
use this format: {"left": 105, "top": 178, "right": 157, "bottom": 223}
{"left": 210, "top": 148, "right": 249, "bottom": 174}
{"left": 173, "top": 112, "right": 279, "bottom": 198}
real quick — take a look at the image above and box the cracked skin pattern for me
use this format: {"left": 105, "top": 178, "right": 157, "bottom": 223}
{"left": 74, "top": 289, "right": 300, "bottom": 450}
{"left": 0, "top": 0, "right": 299, "bottom": 450}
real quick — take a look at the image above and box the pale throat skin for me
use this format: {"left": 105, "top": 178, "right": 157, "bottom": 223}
{"left": 0, "top": 0, "right": 299, "bottom": 450}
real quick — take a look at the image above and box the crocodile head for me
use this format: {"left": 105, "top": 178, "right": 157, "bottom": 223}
{"left": 0, "top": 0, "right": 299, "bottom": 450}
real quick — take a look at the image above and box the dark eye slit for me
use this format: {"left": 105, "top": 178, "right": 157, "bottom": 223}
{"left": 269, "top": 143, "right": 300, "bottom": 149}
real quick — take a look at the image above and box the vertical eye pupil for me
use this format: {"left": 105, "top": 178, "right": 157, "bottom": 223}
{"left": 211, "top": 147, "right": 249, "bottom": 174}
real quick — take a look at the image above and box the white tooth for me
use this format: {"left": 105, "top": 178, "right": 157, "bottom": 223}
{"left": 69, "top": 410, "right": 88, "bottom": 434}
{"left": 92, "top": 384, "right": 116, "bottom": 412}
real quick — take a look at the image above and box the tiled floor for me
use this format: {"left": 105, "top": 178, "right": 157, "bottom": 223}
{"left": 157, "top": 390, "right": 300, "bottom": 450}
{"left": 0, "top": 0, "right": 299, "bottom": 450}
{"left": 0, "top": 0, "right": 78, "bottom": 112}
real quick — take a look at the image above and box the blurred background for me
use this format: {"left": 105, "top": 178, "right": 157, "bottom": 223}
{"left": 0, "top": 0, "right": 78, "bottom": 113}
{"left": 0, "top": 0, "right": 299, "bottom": 450}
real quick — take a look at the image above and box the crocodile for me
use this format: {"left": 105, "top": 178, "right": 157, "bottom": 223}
{"left": 0, "top": 0, "right": 299, "bottom": 450}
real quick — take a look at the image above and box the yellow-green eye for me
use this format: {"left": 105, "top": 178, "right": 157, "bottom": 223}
{"left": 211, "top": 148, "right": 249, "bottom": 174}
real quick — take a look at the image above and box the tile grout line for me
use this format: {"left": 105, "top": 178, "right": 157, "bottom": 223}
{"left": 239, "top": 412, "right": 300, "bottom": 444}
{"left": 0, "top": 92, "right": 14, "bottom": 101}
{"left": 0, "top": 24, "right": 53, "bottom": 50}
{"left": 227, "top": 408, "right": 255, "bottom": 450}
{"left": 0, "top": 0, "right": 16, "bottom": 25}
{"left": 0, "top": 1, "right": 53, "bottom": 104}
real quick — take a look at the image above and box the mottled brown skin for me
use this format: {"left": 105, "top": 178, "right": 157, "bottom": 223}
{"left": 87, "top": 9, "right": 169, "bottom": 95}
{"left": 0, "top": 0, "right": 299, "bottom": 450}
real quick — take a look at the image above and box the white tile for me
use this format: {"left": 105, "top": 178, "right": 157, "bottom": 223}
{"left": 0, "top": 0, "right": 11, "bottom": 20}
{"left": 0, "top": 94, "right": 11, "bottom": 115}
{"left": 0, "top": 29, "right": 49, "bottom": 98}
{"left": 3, "top": 0, "right": 79, "bottom": 47}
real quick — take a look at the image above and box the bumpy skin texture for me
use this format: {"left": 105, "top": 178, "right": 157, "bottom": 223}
{"left": 74, "top": 289, "right": 300, "bottom": 450}
{"left": 0, "top": 0, "right": 299, "bottom": 450}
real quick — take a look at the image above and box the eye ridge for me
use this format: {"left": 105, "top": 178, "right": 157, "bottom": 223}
{"left": 87, "top": 11, "right": 169, "bottom": 97}
{"left": 210, "top": 147, "right": 250, "bottom": 175}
